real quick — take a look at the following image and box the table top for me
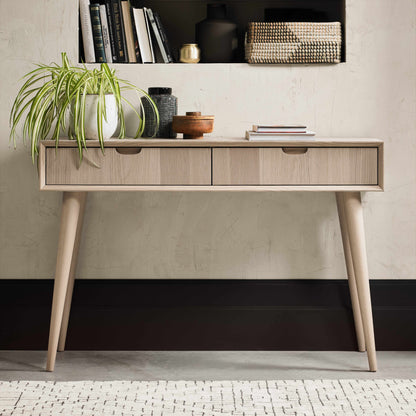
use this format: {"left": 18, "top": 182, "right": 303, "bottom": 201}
{"left": 40, "top": 138, "right": 384, "bottom": 148}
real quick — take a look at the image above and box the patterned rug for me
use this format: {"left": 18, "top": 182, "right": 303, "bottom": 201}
{"left": 0, "top": 380, "right": 415, "bottom": 415}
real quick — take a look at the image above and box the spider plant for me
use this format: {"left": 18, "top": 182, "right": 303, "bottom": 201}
{"left": 9, "top": 52, "right": 159, "bottom": 162}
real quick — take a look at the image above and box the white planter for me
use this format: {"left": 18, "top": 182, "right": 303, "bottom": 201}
{"left": 73, "top": 94, "right": 118, "bottom": 140}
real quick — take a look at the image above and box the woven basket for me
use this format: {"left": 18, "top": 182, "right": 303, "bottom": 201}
{"left": 245, "top": 22, "right": 342, "bottom": 64}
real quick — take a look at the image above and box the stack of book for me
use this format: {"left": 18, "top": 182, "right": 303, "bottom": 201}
{"left": 80, "top": 0, "right": 174, "bottom": 64}
{"left": 246, "top": 125, "right": 316, "bottom": 141}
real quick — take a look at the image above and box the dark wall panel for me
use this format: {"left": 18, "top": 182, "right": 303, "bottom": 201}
{"left": 0, "top": 280, "right": 415, "bottom": 350}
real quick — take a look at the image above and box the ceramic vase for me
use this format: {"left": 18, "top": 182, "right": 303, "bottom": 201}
{"left": 142, "top": 87, "right": 178, "bottom": 138}
{"left": 196, "top": 4, "right": 238, "bottom": 63}
{"left": 73, "top": 94, "right": 118, "bottom": 140}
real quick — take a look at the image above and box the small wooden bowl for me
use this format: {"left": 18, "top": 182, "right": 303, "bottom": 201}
{"left": 172, "top": 112, "right": 214, "bottom": 139}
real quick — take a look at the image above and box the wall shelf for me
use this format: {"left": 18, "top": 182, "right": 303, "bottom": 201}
{"left": 80, "top": 0, "right": 346, "bottom": 64}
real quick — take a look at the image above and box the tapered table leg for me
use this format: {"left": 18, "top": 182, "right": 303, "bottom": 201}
{"left": 46, "top": 192, "right": 86, "bottom": 372}
{"left": 336, "top": 193, "right": 366, "bottom": 352}
{"left": 58, "top": 193, "right": 87, "bottom": 352}
{"left": 343, "top": 192, "right": 377, "bottom": 372}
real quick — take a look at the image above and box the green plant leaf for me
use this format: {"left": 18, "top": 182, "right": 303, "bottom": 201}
{"left": 9, "top": 52, "right": 159, "bottom": 162}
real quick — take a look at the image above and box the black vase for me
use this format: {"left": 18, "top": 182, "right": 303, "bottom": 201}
{"left": 196, "top": 4, "right": 238, "bottom": 63}
{"left": 142, "top": 87, "right": 177, "bottom": 138}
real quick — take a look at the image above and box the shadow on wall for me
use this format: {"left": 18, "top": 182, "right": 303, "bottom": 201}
{"left": 77, "top": 190, "right": 341, "bottom": 279}
{"left": 0, "top": 148, "right": 343, "bottom": 279}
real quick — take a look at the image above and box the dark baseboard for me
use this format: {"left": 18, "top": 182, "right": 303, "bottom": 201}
{"left": 0, "top": 279, "right": 415, "bottom": 350}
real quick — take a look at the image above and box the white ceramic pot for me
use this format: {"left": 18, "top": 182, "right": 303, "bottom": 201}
{"left": 77, "top": 94, "right": 118, "bottom": 140}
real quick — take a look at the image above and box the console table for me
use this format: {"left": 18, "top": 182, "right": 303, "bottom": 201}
{"left": 39, "top": 138, "right": 384, "bottom": 372}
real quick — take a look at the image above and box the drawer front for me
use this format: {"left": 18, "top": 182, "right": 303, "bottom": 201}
{"left": 46, "top": 147, "right": 211, "bottom": 185}
{"left": 212, "top": 147, "right": 378, "bottom": 185}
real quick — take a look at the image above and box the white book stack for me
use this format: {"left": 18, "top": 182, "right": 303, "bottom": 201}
{"left": 246, "top": 125, "right": 316, "bottom": 141}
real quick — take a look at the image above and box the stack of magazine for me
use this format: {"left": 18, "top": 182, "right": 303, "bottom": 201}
{"left": 246, "top": 125, "right": 316, "bottom": 141}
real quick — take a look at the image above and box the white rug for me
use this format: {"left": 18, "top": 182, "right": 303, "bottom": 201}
{"left": 0, "top": 380, "right": 415, "bottom": 415}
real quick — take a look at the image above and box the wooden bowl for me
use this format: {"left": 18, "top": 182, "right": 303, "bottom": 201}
{"left": 172, "top": 111, "right": 214, "bottom": 139}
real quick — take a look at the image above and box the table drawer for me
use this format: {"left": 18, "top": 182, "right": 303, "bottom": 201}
{"left": 212, "top": 147, "right": 378, "bottom": 185}
{"left": 46, "top": 147, "right": 211, "bottom": 185}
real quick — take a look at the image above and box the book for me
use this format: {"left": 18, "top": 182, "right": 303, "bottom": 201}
{"left": 108, "top": 0, "right": 128, "bottom": 62}
{"left": 146, "top": 8, "right": 169, "bottom": 63}
{"left": 99, "top": 4, "right": 113, "bottom": 63}
{"left": 79, "top": 0, "right": 95, "bottom": 63}
{"left": 89, "top": 4, "right": 106, "bottom": 63}
{"left": 129, "top": 3, "right": 142, "bottom": 63}
{"left": 102, "top": 0, "right": 117, "bottom": 62}
{"left": 79, "top": 14, "right": 85, "bottom": 62}
{"left": 132, "top": 8, "right": 153, "bottom": 63}
{"left": 153, "top": 12, "right": 174, "bottom": 63}
{"left": 253, "top": 125, "right": 307, "bottom": 133}
{"left": 143, "top": 8, "right": 155, "bottom": 63}
{"left": 121, "top": 0, "right": 137, "bottom": 63}
{"left": 246, "top": 131, "right": 316, "bottom": 141}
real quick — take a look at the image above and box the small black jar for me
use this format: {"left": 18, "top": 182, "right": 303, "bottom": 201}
{"left": 142, "top": 87, "right": 177, "bottom": 138}
{"left": 196, "top": 4, "right": 238, "bottom": 63}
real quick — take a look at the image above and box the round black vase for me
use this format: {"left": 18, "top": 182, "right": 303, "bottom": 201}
{"left": 196, "top": 4, "right": 238, "bottom": 63}
{"left": 142, "top": 87, "right": 177, "bottom": 138}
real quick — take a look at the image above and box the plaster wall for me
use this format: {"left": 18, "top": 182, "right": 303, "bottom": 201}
{"left": 0, "top": 0, "right": 415, "bottom": 279}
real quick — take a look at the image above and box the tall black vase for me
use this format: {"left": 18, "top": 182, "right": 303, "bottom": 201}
{"left": 196, "top": 4, "right": 238, "bottom": 63}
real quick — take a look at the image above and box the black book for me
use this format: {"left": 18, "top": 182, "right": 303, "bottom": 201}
{"left": 153, "top": 12, "right": 174, "bottom": 63}
{"left": 100, "top": 0, "right": 117, "bottom": 62}
{"left": 129, "top": 2, "right": 142, "bottom": 63}
{"left": 106, "top": 0, "right": 128, "bottom": 62}
{"left": 79, "top": 15, "right": 85, "bottom": 63}
{"left": 89, "top": 4, "right": 106, "bottom": 63}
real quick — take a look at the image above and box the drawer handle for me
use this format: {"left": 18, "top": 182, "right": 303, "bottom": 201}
{"left": 282, "top": 147, "right": 308, "bottom": 155}
{"left": 115, "top": 148, "right": 142, "bottom": 155}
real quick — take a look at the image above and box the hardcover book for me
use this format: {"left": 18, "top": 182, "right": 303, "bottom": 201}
{"left": 146, "top": 8, "right": 169, "bottom": 63}
{"left": 121, "top": 0, "right": 137, "bottom": 62}
{"left": 89, "top": 4, "right": 106, "bottom": 63}
{"left": 153, "top": 12, "right": 174, "bottom": 63}
{"left": 102, "top": 0, "right": 117, "bottom": 62}
{"left": 132, "top": 8, "right": 153, "bottom": 63}
{"left": 108, "top": 0, "right": 128, "bottom": 62}
{"left": 143, "top": 8, "right": 155, "bottom": 63}
{"left": 253, "top": 125, "right": 307, "bottom": 133}
{"left": 246, "top": 130, "right": 316, "bottom": 141}
{"left": 79, "top": 0, "right": 95, "bottom": 62}
{"left": 99, "top": 4, "right": 113, "bottom": 63}
{"left": 129, "top": 3, "right": 141, "bottom": 62}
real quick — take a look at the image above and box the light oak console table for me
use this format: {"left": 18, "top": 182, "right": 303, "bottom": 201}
{"left": 39, "top": 138, "right": 384, "bottom": 372}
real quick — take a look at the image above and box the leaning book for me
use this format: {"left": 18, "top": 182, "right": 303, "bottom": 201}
{"left": 246, "top": 131, "right": 316, "bottom": 141}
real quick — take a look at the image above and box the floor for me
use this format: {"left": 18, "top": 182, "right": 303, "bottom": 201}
{"left": 0, "top": 351, "right": 415, "bottom": 381}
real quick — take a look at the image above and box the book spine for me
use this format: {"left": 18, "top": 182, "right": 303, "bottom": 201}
{"left": 79, "top": 0, "right": 96, "bottom": 63}
{"left": 153, "top": 12, "right": 173, "bottom": 63}
{"left": 143, "top": 8, "right": 155, "bottom": 63}
{"left": 132, "top": 8, "right": 153, "bottom": 63}
{"left": 79, "top": 14, "right": 85, "bottom": 62}
{"left": 129, "top": 4, "right": 142, "bottom": 63}
{"left": 121, "top": 1, "right": 136, "bottom": 63}
{"left": 89, "top": 4, "right": 106, "bottom": 63}
{"left": 99, "top": 5, "right": 113, "bottom": 63}
{"left": 104, "top": 0, "right": 117, "bottom": 62}
{"left": 147, "top": 8, "right": 169, "bottom": 63}
{"left": 110, "top": 0, "right": 128, "bottom": 62}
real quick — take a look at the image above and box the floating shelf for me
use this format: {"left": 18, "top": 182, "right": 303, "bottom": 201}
{"left": 80, "top": 0, "right": 346, "bottom": 64}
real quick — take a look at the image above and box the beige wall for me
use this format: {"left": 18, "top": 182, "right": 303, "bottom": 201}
{"left": 0, "top": 0, "right": 415, "bottom": 279}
